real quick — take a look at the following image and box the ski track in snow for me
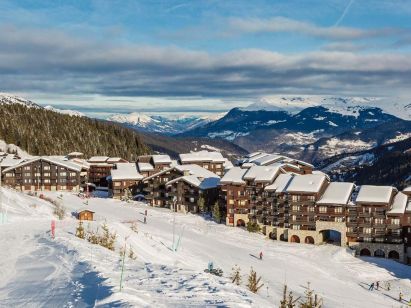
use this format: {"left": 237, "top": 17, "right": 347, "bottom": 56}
{"left": 0, "top": 189, "right": 410, "bottom": 307}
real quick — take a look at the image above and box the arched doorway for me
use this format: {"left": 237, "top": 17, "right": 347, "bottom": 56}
{"left": 388, "top": 250, "right": 399, "bottom": 260}
{"left": 269, "top": 232, "right": 276, "bottom": 240}
{"left": 305, "top": 236, "right": 314, "bottom": 244}
{"left": 320, "top": 230, "right": 342, "bottom": 246}
{"left": 374, "top": 249, "right": 385, "bottom": 258}
{"left": 279, "top": 233, "right": 287, "bottom": 242}
{"left": 360, "top": 248, "right": 371, "bottom": 256}
{"left": 236, "top": 219, "right": 246, "bottom": 227}
{"left": 290, "top": 235, "right": 300, "bottom": 243}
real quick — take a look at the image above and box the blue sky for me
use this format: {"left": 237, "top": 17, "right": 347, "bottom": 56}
{"left": 1, "top": 0, "right": 411, "bottom": 116}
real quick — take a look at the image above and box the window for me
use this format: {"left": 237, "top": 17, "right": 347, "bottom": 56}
{"left": 204, "top": 165, "right": 209, "bottom": 169}
{"left": 391, "top": 218, "right": 400, "bottom": 225}
{"left": 374, "top": 218, "right": 384, "bottom": 225}
{"left": 60, "top": 172, "right": 67, "bottom": 177}
{"left": 291, "top": 195, "right": 300, "bottom": 201}
{"left": 43, "top": 173, "right": 50, "bottom": 177}
{"left": 335, "top": 217, "right": 343, "bottom": 222}
{"left": 60, "top": 179, "right": 67, "bottom": 183}
{"left": 34, "top": 172, "right": 41, "bottom": 177}
{"left": 189, "top": 197, "right": 195, "bottom": 203}
{"left": 239, "top": 200, "right": 246, "bottom": 206}
{"left": 228, "top": 199, "right": 234, "bottom": 205}
{"left": 292, "top": 225, "right": 300, "bottom": 230}
{"left": 334, "top": 207, "right": 343, "bottom": 213}
{"left": 292, "top": 205, "right": 300, "bottom": 211}
{"left": 24, "top": 172, "right": 31, "bottom": 177}
{"left": 44, "top": 179, "right": 50, "bottom": 183}
{"left": 5, "top": 173, "right": 13, "bottom": 177}
{"left": 43, "top": 166, "right": 50, "bottom": 170}
{"left": 363, "top": 237, "right": 372, "bottom": 242}
{"left": 70, "top": 172, "right": 76, "bottom": 177}
{"left": 307, "top": 195, "right": 315, "bottom": 201}
{"left": 24, "top": 179, "right": 31, "bottom": 184}
{"left": 319, "top": 206, "right": 327, "bottom": 213}
{"left": 364, "top": 228, "right": 372, "bottom": 234}
{"left": 308, "top": 206, "right": 315, "bottom": 212}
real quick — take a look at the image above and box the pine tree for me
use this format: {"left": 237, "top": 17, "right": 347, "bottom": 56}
{"left": 212, "top": 201, "right": 221, "bottom": 223}
{"left": 230, "top": 265, "right": 242, "bottom": 285}
{"left": 75, "top": 221, "right": 85, "bottom": 239}
{"left": 299, "top": 282, "right": 322, "bottom": 308}
{"left": 128, "top": 246, "right": 137, "bottom": 260}
{"left": 246, "top": 267, "right": 264, "bottom": 293}
{"left": 197, "top": 195, "right": 205, "bottom": 213}
{"left": 280, "top": 284, "right": 299, "bottom": 308}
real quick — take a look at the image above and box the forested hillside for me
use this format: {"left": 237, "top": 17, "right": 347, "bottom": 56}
{"left": 0, "top": 104, "right": 149, "bottom": 160}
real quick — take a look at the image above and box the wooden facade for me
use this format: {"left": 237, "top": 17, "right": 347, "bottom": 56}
{"left": 78, "top": 210, "right": 94, "bottom": 221}
{"left": 2, "top": 157, "right": 84, "bottom": 192}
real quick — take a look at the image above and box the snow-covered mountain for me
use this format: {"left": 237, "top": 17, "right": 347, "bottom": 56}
{"left": 0, "top": 93, "right": 42, "bottom": 108}
{"left": 181, "top": 96, "right": 411, "bottom": 162}
{"left": 108, "top": 112, "right": 226, "bottom": 135}
{"left": 245, "top": 96, "right": 411, "bottom": 120}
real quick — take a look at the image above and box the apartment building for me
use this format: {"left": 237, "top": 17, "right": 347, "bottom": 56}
{"left": 87, "top": 156, "right": 128, "bottom": 185}
{"left": 110, "top": 163, "right": 144, "bottom": 199}
{"left": 2, "top": 156, "right": 86, "bottom": 192}
{"left": 142, "top": 164, "right": 220, "bottom": 213}
{"left": 179, "top": 150, "right": 230, "bottom": 176}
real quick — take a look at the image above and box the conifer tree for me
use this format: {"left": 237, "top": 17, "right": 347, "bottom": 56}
{"left": 197, "top": 195, "right": 205, "bottom": 213}
{"left": 246, "top": 267, "right": 264, "bottom": 293}
{"left": 75, "top": 221, "right": 85, "bottom": 239}
{"left": 212, "top": 201, "right": 221, "bottom": 223}
{"left": 230, "top": 265, "right": 242, "bottom": 286}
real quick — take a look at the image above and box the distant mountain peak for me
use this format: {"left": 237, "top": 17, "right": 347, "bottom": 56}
{"left": 0, "top": 93, "right": 42, "bottom": 109}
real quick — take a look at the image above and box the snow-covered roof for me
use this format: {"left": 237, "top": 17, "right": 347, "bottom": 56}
{"left": 243, "top": 165, "right": 282, "bottom": 183}
{"left": 179, "top": 150, "right": 225, "bottom": 163}
{"left": 265, "top": 173, "right": 294, "bottom": 193}
{"left": 403, "top": 186, "right": 411, "bottom": 194}
{"left": 356, "top": 185, "right": 396, "bottom": 204}
{"left": 152, "top": 154, "right": 172, "bottom": 165}
{"left": 246, "top": 152, "right": 262, "bottom": 158}
{"left": 111, "top": 163, "right": 143, "bottom": 181}
{"left": 67, "top": 151, "right": 84, "bottom": 156}
{"left": 88, "top": 156, "right": 109, "bottom": 163}
{"left": 246, "top": 153, "right": 269, "bottom": 163}
{"left": 241, "top": 162, "right": 256, "bottom": 169}
{"left": 252, "top": 154, "right": 287, "bottom": 166}
{"left": 3, "top": 156, "right": 83, "bottom": 173}
{"left": 223, "top": 159, "right": 234, "bottom": 170}
{"left": 138, "top": 162, "right": 154, "bottom": 172}
{"left": 0, "top": 155, "right": 25, "bottom": 168}
{"left": 286, "top": 174, "right": 327, "bottom": 194}
{"left": 69, "top": 158, "right": 90, "bottom": 170}
{"left": 387, "top": 192, "right": 408, "bottom": 214}
{"left": 107, "top": 157, "right": 126, "bottom": 163}
{"left": 220, "top": 167, "right": 248, "bottom": 185}
{"left": 316, "top": 182, "right": 355, "bottom": 205}
{"left": 174, "top": 164, "right": 219, "bottom": 179}
{"left": 166, "top": 175, "right": 220, "bottom": 190}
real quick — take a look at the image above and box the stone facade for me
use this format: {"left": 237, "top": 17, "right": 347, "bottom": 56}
{"left": 348, "top": 242, "right": 405, "bottom": 263}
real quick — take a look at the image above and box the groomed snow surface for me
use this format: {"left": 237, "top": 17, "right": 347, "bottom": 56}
{"left": 0, "top": 188, "right": 410, "bottom": 307}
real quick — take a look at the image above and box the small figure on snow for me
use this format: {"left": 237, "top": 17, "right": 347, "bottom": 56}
{"left": 259, "top": 251, "right": 263, "bottom": 260}
{"left": 399, "top": 291, "right": 403, "bottom": 302}
{"left": 208, "top": 261, "right": 214, "bottom": 272}
{"left": 376, "top": 281, "right": 379, "bottom": 290}
{"left": 368, "top": 282, "right": 374, "bottom": 291}
{"left": 145, "top": 209, "right": 147, "bottom": 216}
{"left": 144, "top": 216, "right": 147, "bottom": 224}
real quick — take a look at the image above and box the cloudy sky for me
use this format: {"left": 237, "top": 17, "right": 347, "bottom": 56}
{"left": 1, "top": 0, "right": 411, "bottom": 116}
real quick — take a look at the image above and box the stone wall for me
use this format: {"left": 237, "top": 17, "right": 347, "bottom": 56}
{"left": 233, "top": 213, "right": 249, "bottom": 227}
{"left": 316, "top": 221, "right": 347, "bottom": 247}
{"left": 348, "top": 242, "right": 405, "bottom": 263}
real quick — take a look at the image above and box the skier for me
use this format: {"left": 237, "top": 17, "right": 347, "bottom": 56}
{"left": 368, "top": 282, "right": 374, "bottom": 291}
{"left": 376, "top": 281, "right": 379, "bottom": 290}
{"left": 145, "top": 209, "right": 147, "bottom": 216}
{"left": 259, "top": 251, "right": 263, "bottom": 260}
{"left": 208, "top": 261, "right": 214, "bottom": 272}
{"left": 399, "top": 292, "right": 403, "bottom": 302}
{"left": 144, "top": 216, "right": 147, "bottom": 224}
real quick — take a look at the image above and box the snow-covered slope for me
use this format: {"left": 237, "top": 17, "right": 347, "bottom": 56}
{"left": 0, "top": 93, "right": 42, "bottom": 109}
{"left": 1, "top": 188, "right": 410, "bottom": 307}
{"left": 44, "top": 105, "right": 85, "bottom": 117}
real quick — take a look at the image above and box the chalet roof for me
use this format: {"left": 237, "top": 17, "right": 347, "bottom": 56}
{"left": 174, "top": 164, "right": 219, "bottom": 179}
{"left": 88, "top": 156, "right": 109, "bottom": 163}
{"left": 107, "top": 157, "right": 127, "bottom": 163}
{"left": 316, "top": 182, "right": 355, "bottom": 205}
{"left": 179, "top": 150, "right": 225, "bottom": 163}
{"left": 243, "top": 165, "right": 282, "bottom": 183}
{"left": 78, "top": 209, "right": 95, "bottom": 214}
{"left": 246, "top": 153, "right": 269, "bottom": 163}
{"left": 137, "top": 162, "right": 154, "bottom": 172}
{"left": 286, "top": 174, "right": 327, "bottom": 194}
{"left": 69, "top": 158, "right": 90, "bottom": 170}
{"left": 220, "top": 167, "right": 248, "bottom": 185}
{"left": 111, "top": 163, "right": 143, "bottom": 181}
{"left": 265, "top": 173, "right": 294, "bottom": 193}
{"left": 252, "top": 154, "right": 287, "bottom": 166}
{"left": 3, "top": 156, "right": 83, "bottom": 173}
{"left": 403, "top": 186, "right": 411, "bottom": 194}
{"left": 241, "top": 162, "right": 255, "bottom": 169}
{"left": 246, "top": 152, "right": 262, "bottom": 158}
{"left": 166, "top": 175, "right": 220, "bottom": 190}
{"left": 387, "top": 192, "right": 408, "bottom": 214}
{"left": 67, "top": 151, "right": 84, "bottom": 156}
{"left": 356, "top": 185, "right": 396, "bottom": 205}
{"left": 152, "top": 154, "right": 172, "bottom": 164}
{"left": 0, "top": 155, "right": 25, "bottom": 168}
